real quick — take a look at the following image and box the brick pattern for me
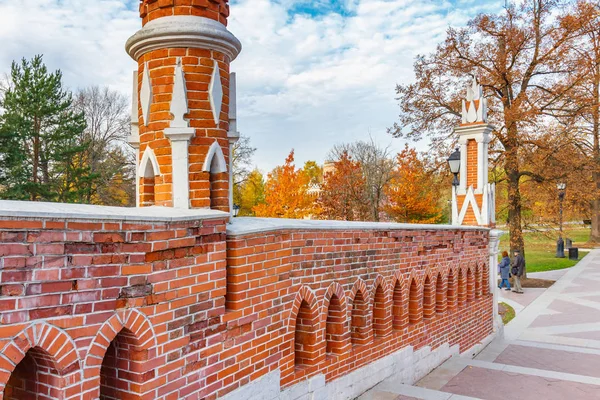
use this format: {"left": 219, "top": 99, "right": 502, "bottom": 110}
{"left": 226, "top": 228, "right": 494, "bottom": 390}
{"left": 139, "top": 0, "right": 230, "bottom": 26}
{"left": 0, "top": 217, "right": 227, "bottom": 399}
{"left": 136, "top": 48, "right": 231, "bottom": 210}
{"left": 0, "top": 219, "right": 493, "bottom": 399}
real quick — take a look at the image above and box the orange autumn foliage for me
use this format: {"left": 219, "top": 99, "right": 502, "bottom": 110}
{"left": 253, "top": 151, "right": 316, "bottom": 219}
{"left": 318, "top": 151, "right": 370, "bottom": 221}
{"left": 384, "top": 146, "right": 442, "bottom": 224}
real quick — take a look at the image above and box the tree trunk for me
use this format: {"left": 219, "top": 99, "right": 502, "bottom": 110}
{"left": 590, "top": 62, "right": 600, "bottom": 243}
{"left": 504, "top": 136, "right": 526, "bottom": 277}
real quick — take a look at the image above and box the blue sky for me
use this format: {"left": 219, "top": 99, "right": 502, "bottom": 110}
{"left": 0, "top": 0, "right": 502, "bottom": 173}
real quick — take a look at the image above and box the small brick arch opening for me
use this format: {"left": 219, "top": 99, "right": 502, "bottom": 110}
{"left": 467, "top": 268, "right": 475, "bottom": 304}
{"left": 458, "top": 269, "right": 466, "bottom": 308}
{"left": 100, "top": 328, "right": 151, "bottom": 400}
{"left": 325, "top": 294, "right": 346, "bottom": 355}
{"left": 447, "top": 270, "right": 456, "bottom": 310}
{"left": 5, "top": 347, "right": 62, "bottom": 399}
{"left": 423, "top": 276, "right": 435, "bottom": 320}
{"left": 350, "top": 290, "right": 370, "bottom": 346}
{"left": 409, "top": 278, "right": 421, "bottom": 324}
{"left": 436, "top": 272, "right": 446, "bottom": 314}
{"left": 392, "top": 279, "right": 406, "bottom": 330}
{"left": 475, "top": 266, "right": 482, "bottom": 298}
{"left": 372, "top": 285, "right": 387, "bottom": 337}
{"left": 294, "top": 300, "right": 318, "bottom": 367}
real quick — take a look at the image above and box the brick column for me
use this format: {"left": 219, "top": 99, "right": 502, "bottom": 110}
{"left": 126, "top": 0, "right": 241, "bottom": 211}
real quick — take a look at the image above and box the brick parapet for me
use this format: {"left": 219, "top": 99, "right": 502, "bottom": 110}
{"left": 0, "top": 209, "right": 494, "bottom": 399}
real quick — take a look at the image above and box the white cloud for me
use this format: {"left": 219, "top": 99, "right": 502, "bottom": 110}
{"left": 0, "top": 0, "right": 502, "bottom": 173}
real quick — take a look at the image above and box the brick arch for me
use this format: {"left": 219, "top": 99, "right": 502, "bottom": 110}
{"left": 457, "top": 266, "right": 468, "bottom": 308}
{"left": 466, "top": 264, "right": 476, "bottom": 304}
{"left": 289, "top": 286, "right": 323, "bottom": 368}
{"left": 322, "top": 282, "right": 350, "bottom": 356}
{"left": 435, "top": 269, "right": 447, "bottom": 314}
{"left": 349, "top": 279, "right": 371, "bottom": 346}
{"left": 447, "top": 266, "right": 458, "bottom": 311}
{"left": 390, "top": 271, "right": 408, "bottom": 330}
{"left": 422, "top": 268, "right": 437, "bottom": 321}
{"left": 480, "top": 259, "right": 490, "bottom": 296}
{"left": 407, "top": 271, "right": 423, "bottom": 325}
{"left": 83, "top": 309, "right": 157, "bottom": 398}
{"left": 371, "top": 274, "right": 392, "bottom": 337}
{"left": 0, "top": 322, "right": 80, "bottom": 397}
{"left": 475, "top": 262, "right": 483, "bottom": 298}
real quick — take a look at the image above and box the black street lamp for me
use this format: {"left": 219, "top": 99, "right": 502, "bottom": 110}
{"left": 232, "top": 204, "right": 241, "bottom": 218}
{"left": 447, "top": 148, "right": 461, "bottom": 187}
{"left": 556, "top": 183, "right": 566, "bottom": 258}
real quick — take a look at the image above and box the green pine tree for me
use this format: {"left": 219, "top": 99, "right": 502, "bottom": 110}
{"left": 0, "top": 55, "right": 94, "bottom": 202}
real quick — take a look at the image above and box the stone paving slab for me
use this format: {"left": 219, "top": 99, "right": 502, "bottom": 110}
{"left": 441, "top": 366, "right": 600, "bottom": 400}
{"left": 494, "top": 344, "right": 600, "bottom": 378}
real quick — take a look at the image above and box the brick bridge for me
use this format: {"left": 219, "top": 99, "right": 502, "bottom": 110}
{"left": 0, "top": 202, "right": 496, "bottom": 399}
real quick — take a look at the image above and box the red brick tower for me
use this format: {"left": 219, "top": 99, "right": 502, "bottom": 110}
{"left": 452, "top": 77, "right": 496, "bottom": 227}
{"left": 126, "top": 0, "right": 241, "bottom": 211}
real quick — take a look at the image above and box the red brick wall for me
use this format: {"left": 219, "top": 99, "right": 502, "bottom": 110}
{"left": 226, "top": 227, "right": 493, "bottom": 389}
{"left": 0, "top": 216, "right": 228, "bottom": 399}
{"left": 140, "top": 0, "right": 230, "bottom": 26}
{"left": 0, "top": 218, "right": 492, "bottom": 399}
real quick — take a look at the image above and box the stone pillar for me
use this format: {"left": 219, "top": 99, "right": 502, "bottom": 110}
{"left": 126, "top": 0, "right": 241, "bottom": 211}
{"left": 489, "top": 229, "right": 504, "bottom": 331}
{"left": 128, "top": 71, "right": 141, "bottom": 207}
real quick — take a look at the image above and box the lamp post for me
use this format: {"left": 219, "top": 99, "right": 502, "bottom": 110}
{"left": 556, "top": 183, "right": 566, "bottom": 258}
{"left": 232, "top": 204, "right": 241, "bottom": 218}
{"left": 447, "top": 148, "right": 461, "bottom": 187}
{"left": 447, "top": 148, "right": 461, "bottom": 225}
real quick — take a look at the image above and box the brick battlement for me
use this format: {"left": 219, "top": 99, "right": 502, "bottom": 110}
{"left": 139, "top": 0, "right": 230, "bottom": 26}
{"left": 0, "top": 203, "right": 495, "bottom": 400}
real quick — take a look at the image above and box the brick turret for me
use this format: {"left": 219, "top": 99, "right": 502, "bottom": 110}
{"left": 126, "top": 0, "right": 241, "bottom": 211}
{"left": 452, "top": 77, "right": 496, "bottom": 227}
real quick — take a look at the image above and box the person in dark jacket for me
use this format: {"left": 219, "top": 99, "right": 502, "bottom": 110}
{"left": 511, "top": 250, "right": 525, "bottom": 294}
{"left": 498, "top": 251, "right": 511, "bottom": 290}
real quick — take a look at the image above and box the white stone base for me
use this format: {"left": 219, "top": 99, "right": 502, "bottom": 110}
{"left": 220, "top": 342, "right": 461, "bottom": 400}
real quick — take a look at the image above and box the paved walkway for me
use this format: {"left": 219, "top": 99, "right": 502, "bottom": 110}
{"left": 359, "top": 250, "right": 600, "bottom": 400}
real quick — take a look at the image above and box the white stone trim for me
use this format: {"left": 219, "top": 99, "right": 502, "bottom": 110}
{"left": 203, "top": 141, "right": 228, "bottom": 174}
{"left": 228, "top": 72, "right": 239, "bottom": 140}
{"left": 126, "top": 15, "right": 242, "bottom": 61}
{"left": 165, "top": 128, "right": 195, "bottom": 209}
{"left": 139, "top": 147, "right": 160, "bottom": 178}
{"left": 0, "top": 200, "right": 227, "bottom": 222}
{"left": 209, "top": 61, "right": 224, "bottom": 127}
{"left": 170, "top": 57, "right": 190, "bottom": 128}
{"left": 140, "top": 63, "right": 153, "bottom": 126}
{"left": 227, "top": 217, "right": 489, "bottom": 236}
{"left": 458, "top": 186, "right": 482, "bottom": 226}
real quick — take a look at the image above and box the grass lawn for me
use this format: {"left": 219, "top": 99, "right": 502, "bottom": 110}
{"left": 499, "top": 227, "right": 591, "bottom": 273}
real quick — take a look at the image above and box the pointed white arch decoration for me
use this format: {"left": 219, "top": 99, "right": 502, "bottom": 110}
{"left": 139, "top": 147, "right": 161, "bottom": 178}
{"left": 202, "top": 141, "right": 227, "bottom": 174}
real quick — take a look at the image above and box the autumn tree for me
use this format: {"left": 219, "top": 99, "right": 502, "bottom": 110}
{"left": 318, "top": 151, "right": 370, "bottom": 221}
{"left": 329, "top": 138, "right": 394, "bottom": 221}
{"left": 236, "top": 169, "right": 265, "bottom": 216}
{"left": 566, "top": 1, "right": 600, "bottom": 241}
{"left": 385, "top": 146, "right": 443, "bottom": 223}
{"left": 253, "top": 151, "right": 316, "bottom": 219}
{"left": 390, "top": 1, "right": 592, "bottom": 254}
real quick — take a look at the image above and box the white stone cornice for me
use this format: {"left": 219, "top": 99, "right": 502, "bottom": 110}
{"left": 126, "top": 16, "right": 242, "bottom": 61}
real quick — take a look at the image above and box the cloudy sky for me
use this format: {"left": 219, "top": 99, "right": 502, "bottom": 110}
{"left": 0, "top": 0, "right": 501, "bottom": 173}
